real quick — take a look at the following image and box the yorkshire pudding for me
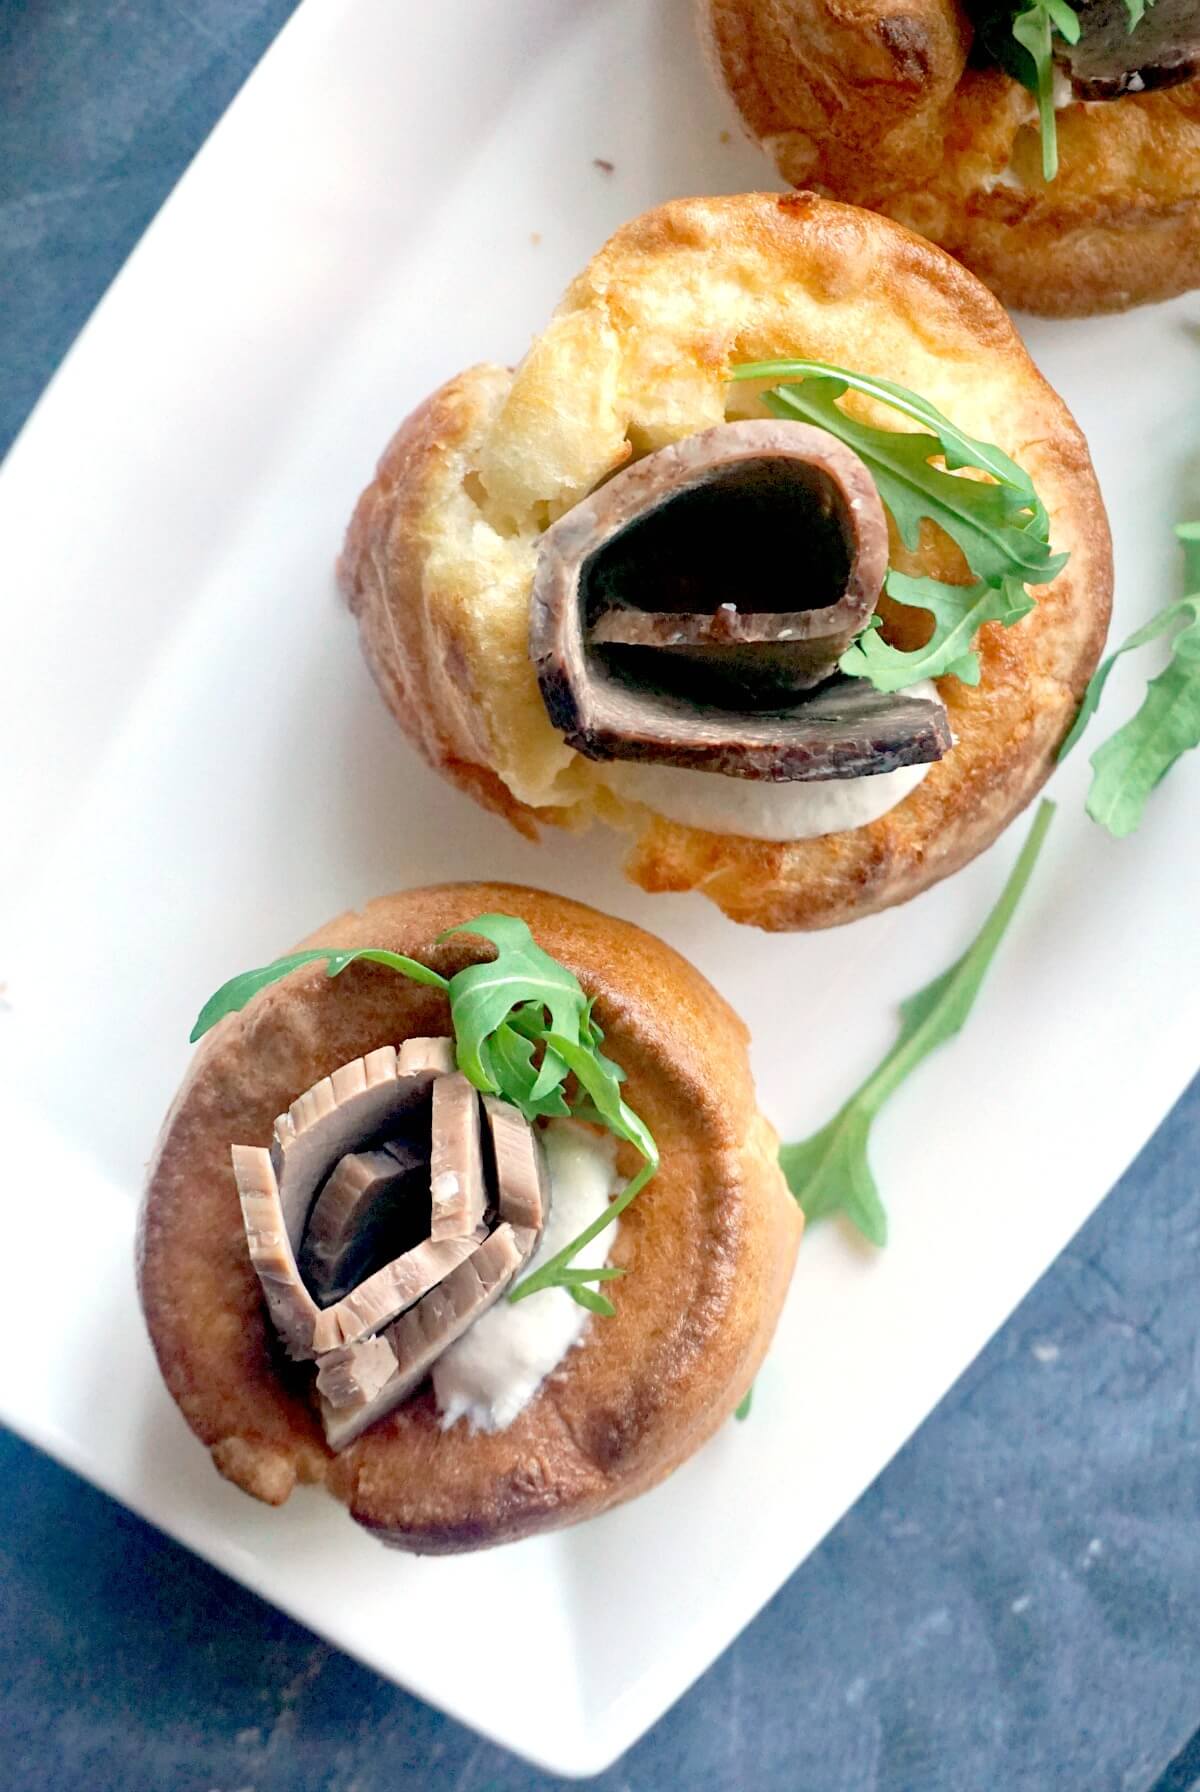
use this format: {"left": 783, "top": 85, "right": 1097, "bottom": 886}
{"left": 339, "top": 194, "right": 1111, "bottom": 930}
{"left": 138, "top": 883, "right": 800, "bottom": 1552}
{"left": 697, "top": 0, "right": 1200, "bottom": 316}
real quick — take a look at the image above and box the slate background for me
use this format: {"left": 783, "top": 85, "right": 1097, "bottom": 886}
{"left": 3, "top": 3, "right": 1199, "bottom": 1787}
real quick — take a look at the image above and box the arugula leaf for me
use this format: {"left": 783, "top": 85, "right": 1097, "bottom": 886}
{"left": 782, "top": 1105, "right": 884, "bottom": 1243}
{"left": 752, "top": 374, "right": 1061, "bottom": 587}
{"left": 325, "top": 948, "right": 451, "bottom": 989}
{"left": 730, "top": 361, "right": 1064, "bottom": 691}
{"left": 193, "top": 912, "right": 659, "bottom": 1311}
{"left": 978, "top": 0, "right": 1150, "bottom": 182}
{"left": 735, "top": 1387, "right": 754, "bottom": 1422}
{"left": 511, "top": 1152, "right": 657, "bottom": 1310}
{"left": 1011, "top": 0, "right": 1080, "bottom": 182}
{"left": 841, "top": 573, "right": 1036, "bottom": 691}
{"left": 1058, "top": 599, "right": 1192, "bottom": 762}
{"left": 443, "top": 914, "right": 582, "bottom": 1099}
{"left": 563, "top": 1283, "right": 618, "bottom": 1318}
{"left": 432, "top": 915, "right": 660, "bottom": 1299}
{"left": 548, "top": 1264, "right": 628, "bottom": 1317}
{"left": 508, "top": 1028, "right": 659, "bottom": 1308}
{"left": 542, "top": 1031, "right": 658, "bottom": 1163}
{"left": 780, "top": 799, "right": 1055, "bottom": 1243}
{"left": 479, "top": 1023, "right": 572, "bottom": 1120}
{"left": 734, "top": 360, "right": 1049, "bottom": 528}
{"left": 190, "top": 948, "right": 447, "bottom": 1042}
{"left": 1087, "top": 597, "right": 1200, "bottom": 835}
{"left": 1059, "top": 523, "right": 1200, "bottom": 836}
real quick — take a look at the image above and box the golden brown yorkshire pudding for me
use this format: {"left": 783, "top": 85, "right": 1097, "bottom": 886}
{"left": 138, "top": 883, "right": 800, "bottom": 1553}
{"left": 697, "top": 0, "right": 1200, "bottom": 316}
{"left": 339, "top": 194, "right": 1111, "bottom": 932}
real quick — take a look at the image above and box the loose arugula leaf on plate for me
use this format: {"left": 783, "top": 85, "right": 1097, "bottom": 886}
{"left": 1058, "top": 599, "right": 1192, "bottom": 762}
{"left": 779, "top": 799, "right": 1055, "bottom": 1243}
{"left": 1059, "top": 522, "right": 1200, "bottom": 835}
{"left": 1087, "top": 598, "right": 1200, "bottom": 836}
{"left": 783, "top": 1105, "right": 884, "bottom": 1244}
{"left": 730, "top": 360, "right": 1064, "bottom": 691}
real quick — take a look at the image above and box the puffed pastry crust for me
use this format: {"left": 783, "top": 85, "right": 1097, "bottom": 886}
{"left": 340, "top": 194, "right": 1112, "bottom": 931}
{"left": 698, "top": 0, "right": 1200, "bottom": 316}
{"left": 139, "top": 883, "right": 802, "bottom": 1552}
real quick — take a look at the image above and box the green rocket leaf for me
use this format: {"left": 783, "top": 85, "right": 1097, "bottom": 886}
{"left": 779, "top": 800, "right": 1055, "bottom": 1242}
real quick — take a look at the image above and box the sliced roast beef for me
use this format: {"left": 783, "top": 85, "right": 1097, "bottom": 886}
{"left": 232, "top": 1144, "right": 323, "bottom": 1361}
{"left": 541, "top": 669, "right": 950, "bottom": 779}
{"left": 317, "top": 1224, "right": 527, "bottom": 1451}
{"left": 236, "top": 1045, "right": 437, "bottom": 1358}
{"left": 429, "top": 1072, "right": 487, "bottom": 1239}
{"left": 388, "top": 1223, "right": 526, "bottom": 1393}
{"left": 398, "top": 1035, "right": 456, "bottom": 1075}
{"left": 483, "top": 1094, "right": 550, "bottom": 1238}
{"left": 1058, "top": 0, "right": 1198, "bottom": 99}
{"left": 314, "top": 1334, "right": 397, "bottom": 1409}
{"left": 530, "top": 418, "right": 951, "bottom": 779}
{"left": 271, "top": 1045, "right": 437, "bottom": 1251}
{"left": 299, "top": 1141, "right": 426, "bottom": 1305}
{"left": 534, "top": 420, "right": 886, "bottom": 695}
{"left": 310, "top": 1228, "right": 485, "bottom": 1353}
{"left": 234, "top": 1037, "right": 550, "bottom": 1441}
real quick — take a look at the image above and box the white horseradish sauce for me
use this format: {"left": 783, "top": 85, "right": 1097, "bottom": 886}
{"left": 433, "top": 1120, "right": 620, "bottom": 1433}
{"left": 596, "top": 679, "right": 941, "bottom": 841}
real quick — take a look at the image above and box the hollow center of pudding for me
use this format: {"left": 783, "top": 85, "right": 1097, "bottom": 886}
{"left": 580, "top": 456, "right": 853, "bottom": 622}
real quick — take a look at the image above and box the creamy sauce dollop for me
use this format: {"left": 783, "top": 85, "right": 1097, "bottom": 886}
{"left": 596, "top": 680, "right": 941, "bottom": 841}
{"left": 432, "top": 1120, "right": 620, "bottom": 1433}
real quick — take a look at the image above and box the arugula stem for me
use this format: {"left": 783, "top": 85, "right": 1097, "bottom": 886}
{"left": 509, "top": 1156, "right": 657, "bottom": 1303}
{"left": 329, "top": 949, "right": 449, "bottom": 991}
{"left": 780, "top": 799, "right": 1055, "bottom": 1243}
{"left": 1020, "top": 6, "right": 1059, "bottom": 182}
{"left": 1058, "top": 521, "right": 1200, "bottom": 836}
{"left": 868, "top": 798, "right": 1054, "bottom": 1115}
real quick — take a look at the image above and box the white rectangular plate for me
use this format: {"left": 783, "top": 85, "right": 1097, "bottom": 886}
{"left": 1, "top": 0, "right": 1197, "bottom": 1776}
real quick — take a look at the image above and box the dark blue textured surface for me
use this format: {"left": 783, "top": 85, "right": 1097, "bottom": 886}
{"left": 3, "top": 4, "right": 1199, "bottom": 1787}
